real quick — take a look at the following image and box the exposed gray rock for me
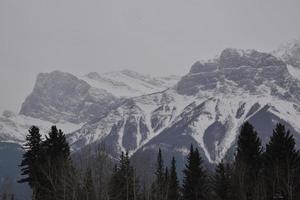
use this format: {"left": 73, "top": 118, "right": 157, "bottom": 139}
{"left": 176, "top": 49, "right": 297, "bottom": 100}
{"left": 20, "top": 71, "right": 118, "bottom": 123}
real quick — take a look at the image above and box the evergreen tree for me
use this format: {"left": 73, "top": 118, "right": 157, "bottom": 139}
{"left": 167, "top": 157, "right": 180, "bottom": 200}
{"left": 151, "top": 148, "right": 166, "bottom": 200}
{"left": 182, "top": 145, "right": 207, "bottom": 200}
{"left": 18, "top": 126, "right": 43, "bottom": 198}
{"left": 234, "top": 122, "right": 263, "bottom": 200}
{"left": 19, "top": 126, "right": 77, "bottom": 200}
{"left": 108, "top": 152, "right": 140, "bottom": 200}
{"left": 164, "top": 167, "right": 169, "bottom": 185}
{"left": 42, "top": 126, "right": 70, "bottom": 161}
{"left": 39, "top": 126, "right": 76, "bottom": 200}
{"left": 264, "top": 123, "right": 300, "bottom": 200}
{"left": 108, "top": 164, "right": 121, "bottom": 200}
{"left": 164, "top": 167, "right": 169, "bottom": 200}
{"left": 212, "top": 162, "right": 231, "bottom": 200}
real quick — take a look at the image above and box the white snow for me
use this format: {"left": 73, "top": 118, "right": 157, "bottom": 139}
{"left": 82, "top": 70, "right": 179, "bottom": 98}
{"left": 287, "top": 65, "right": 300, "bottom": 80}
{"left": 0, "top": 111, "right": 84, "bottom": 144}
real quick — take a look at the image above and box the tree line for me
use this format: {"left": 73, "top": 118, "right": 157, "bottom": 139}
{"left": 17, "top": 122, "right": 300, "bottom": 200}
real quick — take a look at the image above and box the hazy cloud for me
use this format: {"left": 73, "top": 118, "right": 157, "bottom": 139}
{"left": 1, "top": 0, "right": 300, "bottom": 112}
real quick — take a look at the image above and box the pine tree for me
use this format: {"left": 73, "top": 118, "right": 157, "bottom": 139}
{"left": 167, "top": 157, "right": 180, "bottom": 200}
{"left": 164, "top": 167, "right": 169, "bottom": 200}
{"left": 108, "top": 152, "right": 139, "bottom": 200}
{"left": 164, "top": 167, "right": 169, "bottom": 185}
{"left": 234, "top": 122, "right": 263, "bottom": 200}
{"left": 108, "top": 164, "right": 121, "bottom": 200}
{"left": 212, "top": 162, "right": 231, "bottom": 200}
{"left": 39, "top": 126, "right": 76, "bottom": 200}
{"left": 18, "top": 126, "right": 43, "bottom": 199}
{"left": 264, "top": 123, "right": 300, "bottom": 200}
{"left": 182, "top": 145, "right": 207, "bottom": 200}
{"left": 151, "top": 148, "right": 166, "bottom": 200}
{"left": 43, "top": 126, "right": 70, "bottom": 161}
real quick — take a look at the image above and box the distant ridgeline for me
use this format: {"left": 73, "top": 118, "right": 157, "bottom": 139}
{"left": 3, "top": 122, "right": 300, "bottom": 200}
{"left": 1, "top": 40, "right": 300, "bottom": 200}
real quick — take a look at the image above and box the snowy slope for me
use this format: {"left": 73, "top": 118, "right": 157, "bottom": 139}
{"left": 273, "top": 38, "right": 300, "bottom": 68}
{"left": 68, "top": 89, "right": 193, "bottom": 153}
{"left": 82, "top": 69, "right": 180, "bottom": 97}
{"left": 68, "top": 48, "right": 300, "bottom": 164}
{"left": 287, "top": 65, "right": 300, "bottom": 80}
{"left": 69, "top": 87, "right": 300, "bottom": 163}
{"left": 0, "top": 110, "right": 84, "bottom": 144}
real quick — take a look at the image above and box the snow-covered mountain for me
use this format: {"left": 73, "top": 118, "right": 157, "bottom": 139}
{"left": 82, "top": 69, "right": 180, "bottom": 97}
{"left": 68, "top": 48, "right": 300, "bottom": 166}
{"left": 0, "top": 70, "right": 177, "bottom": 144}
{"left": 1, "top": 41, "right": 300, "bottom": 171}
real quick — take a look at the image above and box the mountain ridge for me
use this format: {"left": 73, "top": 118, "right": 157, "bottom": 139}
{"left": 1, "top": 42, "right": 300, "bottom": 168}
{"left": 67, "top": 47, "right": 300, "bottom": 165}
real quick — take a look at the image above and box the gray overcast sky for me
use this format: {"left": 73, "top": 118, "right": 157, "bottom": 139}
{"left": 1, "top": 0, "right": 300, "bottom": 113}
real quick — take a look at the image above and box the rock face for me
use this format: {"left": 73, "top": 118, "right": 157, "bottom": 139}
{"left": 20, "top": 71, "right": 118, "bottom": 123}
{"left": 176, "top": 49, "right": 295, "bottom": 98}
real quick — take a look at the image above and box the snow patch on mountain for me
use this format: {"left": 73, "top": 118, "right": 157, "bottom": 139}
{"left": 287, "top": 65, "right": 300, "bottom": 80}
{"left": 0, "top": 110, "right": 84, "bottom": 144}
{"left": 82, "top": 70, "right": 180, "bottom": 97}
{"left": 273, "top": 38, "right": 300, "bottom": 68}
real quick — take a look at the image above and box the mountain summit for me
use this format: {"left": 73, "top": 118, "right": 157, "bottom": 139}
{"left": 20, "top": 71, "right": 118, "bottom": 124}
{"left": 274, "top": 38, "right": 300, "bottom": 68}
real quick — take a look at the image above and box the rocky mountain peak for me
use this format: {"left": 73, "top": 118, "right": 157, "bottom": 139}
{"left": 274, "top": 38, "right": 300, "bottom": 68}
{"left": 176, "top": 48, "right": 290, "bottom": 96}
{"left": 85, "top": 72, "right": 101, "bottom": 80}
{"left": 33, "top": 70, "right": 91, "bottom": 98}
{"left": 20, "top": 71, "right": 118, "bottom": 123}
{"left": 219, "top": 48, "right": 285, "bottom": 69}
{"left": 189, "top": 60, "right": 218, "bottom": 74}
